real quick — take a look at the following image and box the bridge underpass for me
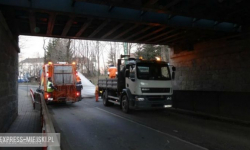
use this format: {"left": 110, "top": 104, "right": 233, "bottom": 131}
{"left": 0, "top": 0, "right": 250, "bottom": 149}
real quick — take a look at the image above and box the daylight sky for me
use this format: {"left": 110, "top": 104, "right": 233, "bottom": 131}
{"left": 19, "top": 36, "right": 47, "bottom": 61}
{"left": 19, "top": 35, "right": 137, "bottom": 61}
{"left": 18, "top": 35, "right": 137, "bottom": 72}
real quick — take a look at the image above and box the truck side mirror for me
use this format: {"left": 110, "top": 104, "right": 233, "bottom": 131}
{"left": 172, "top": 72, "right": 175, "bottom": 80}
{"left": 171, "top": 66, "right": 176, "bottom": 80}
{"left": 125, "top": 69, "right": 130, "bottom": 77}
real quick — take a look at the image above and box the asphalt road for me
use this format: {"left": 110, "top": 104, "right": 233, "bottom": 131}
{"left": 46, "top": 97, "right": 250, "bottom": 150}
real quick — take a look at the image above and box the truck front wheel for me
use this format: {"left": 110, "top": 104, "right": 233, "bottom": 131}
{"left": 121, "top": 95, "right": 129, "bottom": 113}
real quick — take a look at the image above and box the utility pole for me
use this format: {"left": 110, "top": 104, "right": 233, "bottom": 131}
{"left": 123, "top": 42, "right": 128, "bottom": 64}
{"left": 123, "top": 42, "right": 128, "bottom": 55}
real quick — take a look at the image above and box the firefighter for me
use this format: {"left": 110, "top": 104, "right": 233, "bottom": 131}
{"left": 95, "top": 85, "right": 99, "bottom": 102}
{"left": 108, "top": 64, "right": 117, "bottom": 79}
{"left": 47, "top": 77, "right": 57, "bottom": 93}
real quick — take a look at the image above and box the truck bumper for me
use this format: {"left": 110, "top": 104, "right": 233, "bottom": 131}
{"left": 131, "top": 95, "right": 173, "bottom": 110}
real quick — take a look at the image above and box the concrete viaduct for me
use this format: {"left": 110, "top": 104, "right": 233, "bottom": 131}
{"left": 0, "top": 0, "right": 250, "bottom": 132}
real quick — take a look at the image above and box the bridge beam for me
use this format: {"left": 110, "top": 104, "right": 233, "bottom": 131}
{"left": 88, "top": 20, "right": 109, "bottom": 38}
{"left": 29, "top": 11, "right": 36, "bottom": 34}
{"left": 0, "top": 0, "right": 238, "bottom": 32}
{"left": 76, "top": 19, "right": 92, "bottom": 37}
{"left": 114, "top": 24, "right": 139, "bottom": 39}
{"left": 101, "top": 23, "right": 124, "bottom": 39}
{"left": 124, "top": 26, "right": 152, "bottom": 41}
{"left": 47, "top": 13, "right": 56, "bottom": 36}
{"left": 145, "top": 29, "right": 177, "bottom": 42}
{"left": 135, "top": 26, "right": 166, "bottom": 41}
{"left": 62, "top": 17, "right": 74, "bottom": 36}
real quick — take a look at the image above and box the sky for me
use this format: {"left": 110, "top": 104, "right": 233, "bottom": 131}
{"left": 19, "top": 36, "right": 46, "bottom": 61}
{"left": 18, "top": 35, "right": 137, "bottom": 72}
{"left": 19, "top": 35, "right": 137, "bottom": 60}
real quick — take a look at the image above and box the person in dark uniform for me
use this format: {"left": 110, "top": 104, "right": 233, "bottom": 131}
{"left": 76, "top": 78, "right": 83, "bottom": 101}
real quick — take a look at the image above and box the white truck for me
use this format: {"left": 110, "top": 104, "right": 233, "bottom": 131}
{"left": 98, "top": 55, "right": 176, "bottom": 113}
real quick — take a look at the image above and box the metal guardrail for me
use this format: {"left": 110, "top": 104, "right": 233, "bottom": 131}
{"left": 29, "top": 89, "right": 35, "bottom": 109}
{"left": 30, "top": 89, "right": 61, "bottom": 150}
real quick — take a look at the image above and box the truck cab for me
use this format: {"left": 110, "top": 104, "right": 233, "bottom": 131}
{"left": 98, "top": 55, "right": 175, "bottom": 113}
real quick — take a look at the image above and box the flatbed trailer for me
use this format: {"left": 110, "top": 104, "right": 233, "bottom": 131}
{"left": 98, "top": 55, "right": 175, "bottom": 113}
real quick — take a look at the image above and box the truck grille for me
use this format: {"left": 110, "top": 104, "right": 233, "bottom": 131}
{"left": 147, "top": 96, "right": 166, "bottom": 101}
{"left": 141, "top": 88, "right": 170, "bottom": 93}
{"left": 151, "top": 104, "right": 164, "bottom": 107}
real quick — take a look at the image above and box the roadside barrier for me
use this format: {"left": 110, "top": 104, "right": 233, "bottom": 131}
{"left": 29, "top": 89, "right": 35, "bottom": 109}
{"left": 30, "top": 89, "right": 61, "bottom": 150}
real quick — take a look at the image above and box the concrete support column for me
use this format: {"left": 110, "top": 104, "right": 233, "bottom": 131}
{"left": 0, "top": 11, "right": 19, "bottom": 132}
{"left": 170, "top": 38, "right": 250, "bottom": 121}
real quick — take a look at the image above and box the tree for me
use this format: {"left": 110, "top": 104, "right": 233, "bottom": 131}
{"left": 45, "top": 38, "right": 58, "bottom": 63}
{"left": 127, "top": 43, "right": 136, "bottom": 55}
{"left": 76, "top": 40, "right": 96, "bottom": 75}
{"left": 66, "top": 39, "right": 72, "bottom": 63}
{"left": 18, "top": 36, "right": 29, "bottom": 62}
{"left": 96, "top": 41, "right": 100, "bottom": 78}
{"left": 45, "top": 38, "right": 74, "bottom": 63}
{"left": 107, "top": 42, "right": 116, "bottom": 66}
{"left": 82, "top": 41, "right": 91, "bottom": 74}
{"left": 43, "top": 38, "right": 47, "bottom": 63}
{"left": 100, "top": 42, "right": 108, "bottom": 75}
{"left": 135, "top": 44, "right": 161, "bottom": 60}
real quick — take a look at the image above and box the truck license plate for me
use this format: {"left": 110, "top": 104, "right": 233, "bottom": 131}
{"left": 48, "top": 98, "right": 53, "bottom": 101}
{"left": 164, "top": 105, "right": 172, "bottom": 108}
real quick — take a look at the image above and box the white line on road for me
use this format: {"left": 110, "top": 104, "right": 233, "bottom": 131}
{"left": 96, "top": 107, "right": 209, "bottom": 150}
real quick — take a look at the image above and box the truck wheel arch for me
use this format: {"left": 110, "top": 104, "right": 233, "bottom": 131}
{"left": 121, "top": 89, "right": 133, "bottom": 102}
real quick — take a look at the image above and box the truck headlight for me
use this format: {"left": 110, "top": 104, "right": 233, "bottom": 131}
{"left": 135, "top": 97, "right": 144, "bottom": 101}
{"left": 164, "top": 105, "right": 172, "bottom": 108}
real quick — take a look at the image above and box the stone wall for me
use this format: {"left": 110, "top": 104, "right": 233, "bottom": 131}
{"left": 170, "top": 38, "right": 250, "bottom": 121}
{"left": 0, "top": 12, "right": 19, "bottom": 132}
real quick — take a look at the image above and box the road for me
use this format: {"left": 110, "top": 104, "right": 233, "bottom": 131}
{"left": 47, "top": 96, "right": 250, "bottom": 150}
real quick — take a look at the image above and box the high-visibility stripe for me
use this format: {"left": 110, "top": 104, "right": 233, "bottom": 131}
{"left": 47, "top": 81, "right": 54, "bottom": 92}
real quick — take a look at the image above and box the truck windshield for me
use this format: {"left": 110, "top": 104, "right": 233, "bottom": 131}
{"left": 54, "top": 66, "right": 73, "bottom": 85}
{"left": 137, "top": 63, "right": 171, "bottom": 80}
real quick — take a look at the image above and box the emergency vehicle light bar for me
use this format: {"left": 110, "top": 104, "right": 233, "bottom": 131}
{"left": 57, "top": 62, "right": 68, "bottom": 64}
{"left": 155, "top": 57, "right": 161, "bottom": 61}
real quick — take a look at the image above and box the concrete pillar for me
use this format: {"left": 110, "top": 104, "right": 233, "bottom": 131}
{"left": 170, "top": 37, "right": 250, "bottom": 121}
{"left": 0, "top": 12, "right": 19, "bottom": 132}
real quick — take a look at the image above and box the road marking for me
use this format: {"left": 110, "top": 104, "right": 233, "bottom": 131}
{"left": 96, "top": 107, "right": 209, "bottom": 150}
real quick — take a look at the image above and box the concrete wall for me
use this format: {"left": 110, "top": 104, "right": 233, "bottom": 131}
{"left": 170, "top": 38, "right": 250, "bottom": 121}
{"left": 0, "top": 12, "right": 19, "bottom": 132}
